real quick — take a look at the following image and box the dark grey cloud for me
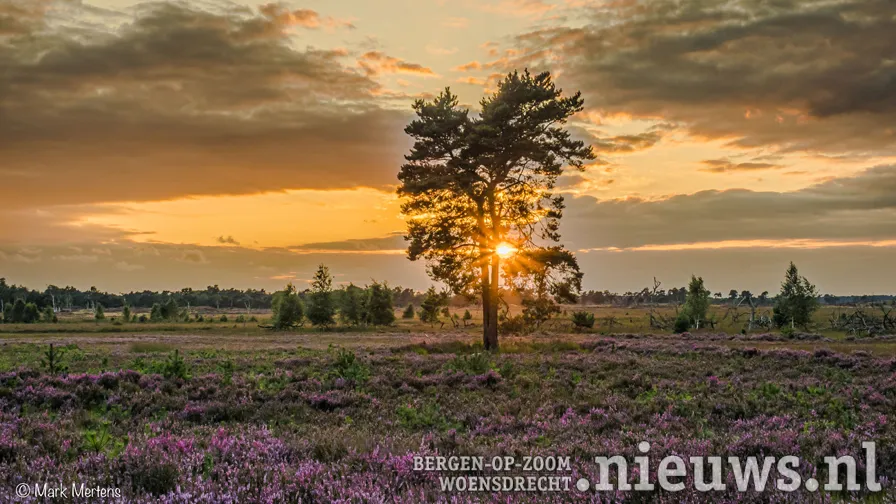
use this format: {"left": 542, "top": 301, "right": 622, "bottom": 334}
{"left": 0, "top": 1, "right": 410, "bottom": 210}
{"left": 562, "top": 165, "right": 896, "bottom": 249}
{"left": 497, "top": 0, "right": 896, "bottom": 155}
{"left": 216, "top": 235, "right": 240, "bottom": 246}
{"left": 291, "top": 232, "right": 406, "bottom": 251}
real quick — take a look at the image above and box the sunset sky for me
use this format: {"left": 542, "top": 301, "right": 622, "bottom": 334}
{"left": 1, "top": 0, "right": 895, "bottom": 294}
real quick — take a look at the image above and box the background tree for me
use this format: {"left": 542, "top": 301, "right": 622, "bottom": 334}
{"left": 163, "top": 298, "right": 178, "bottom": 320}
{"left": 23, "top": 302, "right": 40, "bottom": 324}
{"left": 398, "top": 70, "right": 594, "bottom": 350}
{"left": 773, "top": 262, "right": 819, "bottom": 330}
{"left": 338, "top": 283, "right": 366, "bottom": 326}
{"left": 366, "top": 281, "right": 396, "bottom": 326}
{"left": 307, "top": 264, "right": 336, "bottom": 328}
{"left": 683, "top": 275, "right": 711, "bottom": 329}
{"left": 94, "top": 303, "right": 105, "bottom": 322}
{"left": 122, "top": 304, "right": 131, "bottom": 324}
{"left": 271, "top": 283, "right": 303, "bottom": 329}
{"left": 42, "top": 306, "right": 57, "bottom": 323}
{"left": 419, "top": 287, "right": 448, "bottom": 327}
{"left": 10, "top": 299, "right": 26, "bottom": 323}
{"left": 402, "top": 303, "right": 415, "bottom": 319}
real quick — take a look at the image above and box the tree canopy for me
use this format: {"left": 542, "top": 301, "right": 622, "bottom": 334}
{"left": 398, "top": 70, "right": 594, "bottom": 349}
{"left": 773, "top": 262, "right": 819, "bottom": 330}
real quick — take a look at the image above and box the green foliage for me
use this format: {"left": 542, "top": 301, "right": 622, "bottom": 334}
{"left": 94, "top": 303, "right": 105, "bottom": 320}
{"left": 448, "top": 352, "right": 491, "bottom": 375}
{"left": 219, "top": 314, "right": 228, "bottom": 322}
{"left": 164, "top": 298, "right": 177, "bottom": 319}
{"left": 161, "top": 350, "right": 190, "bottom": 380}
{"left": 462, "top": 309, "right": 473, "bottom": 325}
{"left": 217, "top": 360, "right": 235, "bottom": 385}
{"left": 271, "top": 283, "right": 304, "bottom": 330}
{"left": 773, "top": 262, "right": 820, "bottom": 330}
{"left": 307, "top": 264, "right": 336, "bottom": 328}
{"left": 402, "top": 304, "right": 415, "bottom": 319}
{"left": 330, "top": 347, "right": 370, "bottom": 384}
{"left": 121, "top": 304, "right": 131, "bottom": 324}
{"left": 41, "top": 343, "right": 68, "bottom": 375}
{"left": 5, "top": 299, "right": 42, "bottom": 324}
{"left": 571, "top": 311, "right": 595, "bottom": 330}
{"left": 673, "top": 312, "right": 691, "bottom": 334}
{"left": 338, "top": 283, "right": 366, "bottom": 326}
{"left": 521, "top": 296, "right": 560, "bottom": 328}
{"left": 41, "top": 306, "right": 57, "bottom": 323}
{"left": 150, "top": 303, "right": 163, "bottom": 321}
{"left": 83, "top": 423, "right": 126, "bottom": 456}
{"left": 682, "top": 275, "right": 711, "bottom": 328}
{"left": 150, "top": 298, "right": 179, "bottom": 321}
{"left": 396, "top": 403, "right": 452, "bottom": 430}
{"left": 419, "top": 287, "right": 447, "bottom": 326}
{"left": 366, "top": 281, "right": 395, "bottom": 326}
{"left": 11, "top": 299, "right": 26, "bottom": 323}
{"left": 23, "top": 302, "right": 39, "bottom": 323}
{"left": 499, "top": 314, "right": 532, "bottom": 335}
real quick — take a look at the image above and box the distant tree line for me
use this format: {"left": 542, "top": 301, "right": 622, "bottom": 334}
{"left": 0, "top": 277, "right": 424, "bottom": 314}
{"left": 579, "top": 286, "right": 894, "bottom": 307}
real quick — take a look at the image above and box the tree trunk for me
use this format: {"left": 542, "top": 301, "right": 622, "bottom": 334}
{"left": 485, "top": 255, "right": 500, "bottom": 351}
{"left": 480, "top": 265, "right": 490, "bottom": 348}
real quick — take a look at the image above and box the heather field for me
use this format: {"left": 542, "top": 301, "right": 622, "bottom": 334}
{"left": 1, "top": 329, "right": 895, "bottom": 503}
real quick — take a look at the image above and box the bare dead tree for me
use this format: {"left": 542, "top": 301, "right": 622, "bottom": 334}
{"left": 647, "top": 277, "right": 673, "bottom": 330}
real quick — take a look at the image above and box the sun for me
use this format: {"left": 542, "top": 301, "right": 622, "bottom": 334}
{"left": 495, "top": 243, "right": 517, "bottom": 258}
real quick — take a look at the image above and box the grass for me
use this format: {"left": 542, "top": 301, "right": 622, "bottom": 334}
{"left": 129, "top": 341, "right": 178, "bottom": 353}
{"left": 0, "top": 304, "right": 875, "bottom": 339}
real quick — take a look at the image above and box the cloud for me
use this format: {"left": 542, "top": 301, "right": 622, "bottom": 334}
{"left": 453, "top": 61, "right": 482, "bottom": 72}
{"left": 180, "top": 250, "right": 209, "bottom": 264}
{"left": 442, "top": 17, "right": 469, "bottom": 28}
{"left": 562, "top": 165, "right": 896, "bottom": 250}
{"left": 489, "top": 0, "right": 896, "bottom": 155}
{"left": 256, "top": 3, "right": 354, "bottom": 31}
{"left": 0, "top": 1, "right": 410, "bottom": 211}
{"left": 53, "top": 254, "right": 99, "bottom": 263}
{"left": 114, "top": 261, "right": 145, "bottom": 272}
{"left": 456, "top": 76, "right": 486, "bottom": 86}
{"left": 590, "top": 130, "right": 664, "bottom": 154}
{"left": 358, "top": 51, "right": 437, "bottom": 77}
{"left": 216, "top": 235, "right": 241, "bottom": 246}
{"left": 478, "top": 0, "right": 556, "bottom": 18}
{"left": 290, "top": 233, "right": 406, "bottom": 252}
{"left": 698, "top": 159, "right": 784, "bottom": 174}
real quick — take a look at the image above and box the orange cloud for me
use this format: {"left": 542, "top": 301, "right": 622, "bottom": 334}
{"left": 258, "top": 4, "right": 354, "bottom": 30}
{"left": 453, "top": 61, "right": 482, "bottom": 72}
{"left": 358, "top": 52, "right": 437, "bottom": 77}
{"left": 456, "top": 76, "right": 486, "bottom": 85}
